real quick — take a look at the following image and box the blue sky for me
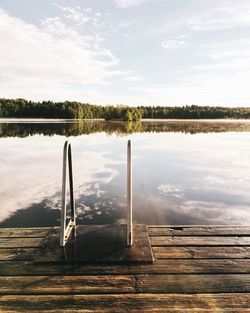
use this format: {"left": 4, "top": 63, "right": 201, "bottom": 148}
{"left": 1, "top": 0, "right": 250, "bottom": 106}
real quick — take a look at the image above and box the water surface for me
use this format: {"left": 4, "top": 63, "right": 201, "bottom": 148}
{"left": 1, "top": 119, "right": 250, "bottom": 227}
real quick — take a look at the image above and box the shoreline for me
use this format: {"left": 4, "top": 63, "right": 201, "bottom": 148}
{"left": 1, "top": 118, "right": 250, "bottom": 123}
{"left": 141, "top": 118, "right": 250, "bottom": 123}
{"left": 0, "top": 118, "right": 105, "bottom": 123}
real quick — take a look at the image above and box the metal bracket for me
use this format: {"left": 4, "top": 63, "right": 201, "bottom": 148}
{"left": 60, "top": 141, "right": 76, "bottom": 247}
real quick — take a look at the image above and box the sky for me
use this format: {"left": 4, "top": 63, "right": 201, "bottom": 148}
{"left": 1, "top": 0, "right": 250, "bottom": 106}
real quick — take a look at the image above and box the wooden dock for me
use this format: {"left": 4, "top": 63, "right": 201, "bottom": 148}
{"left": 0, "top": 225, "right": 250, "bottom": 312}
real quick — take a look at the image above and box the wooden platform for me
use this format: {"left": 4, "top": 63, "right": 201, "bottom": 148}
{"left": 35, "top": 224, "right": 153, "bottom": 263}
{"left": 0, "top": 225, "right": 250, "bottom": 312}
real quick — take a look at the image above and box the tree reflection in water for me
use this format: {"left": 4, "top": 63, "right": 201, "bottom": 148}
{"left": 1, "top": 119, "right": 250, "bottom": 138}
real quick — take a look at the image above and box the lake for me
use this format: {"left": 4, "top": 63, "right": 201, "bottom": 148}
{"left": 1, "top": 119, "right": 250, "bottom": 227}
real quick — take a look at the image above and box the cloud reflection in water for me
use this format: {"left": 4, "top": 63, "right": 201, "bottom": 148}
{"left": 1, "top": 122, "right": 250, "bottom": 226}
{"left": 0, "top": 134, "right": 122, "bottom": 225}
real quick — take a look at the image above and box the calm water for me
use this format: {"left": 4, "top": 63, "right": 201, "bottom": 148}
{"left": 1, "top": 119, "right": 250, "bottom": 227}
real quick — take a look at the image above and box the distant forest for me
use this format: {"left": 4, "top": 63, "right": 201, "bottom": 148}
{"left": 1, "top": 98, "right": 250, "bottom": 120}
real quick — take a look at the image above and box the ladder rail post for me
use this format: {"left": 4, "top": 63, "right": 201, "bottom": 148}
{"left": 60, "top": 141, "right": 76, "bottom": 247}
{"left": 68, "top": 144, "right": 76, "bottom": 224}
{"left": 60, "top": 141, "right": 68, "bottom": 246}
{"left": 127, "top": 139, "right": 133, "bottom": 246}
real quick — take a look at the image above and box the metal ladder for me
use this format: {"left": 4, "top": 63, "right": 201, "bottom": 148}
{"left": 60, "top": 140, "right": 133, "bottom": 247}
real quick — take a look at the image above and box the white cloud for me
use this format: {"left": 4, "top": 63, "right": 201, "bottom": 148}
{"left": 158, "top": 184, "right": 184, "bottom": 198}
{"left": 179, "top": 200, "right": 250, "bottom": 224}
{"left": 0, "top": 8, "right": 122, "bottom": 101}
{"left": 186, "top": 0, "right": 250, "bottom": 31}
{"left": 115, "top": 0, "right": 147, "bottom": 8}
{"left": 122, "top": 75, "right": 144, "bottom": 81}
{"left": 58, "top": 5, "right": 105, "bottom": 29}
{"left": 154, "top": 1, "right": 250, "bottom": 35}
{"left": 204, "top": 39, "right": 250, "bottom": 62}
{"left": 161, "top": 39, "right": 186, "bottom": 49}
{"left": 59, "top": 6, "right": 92, "bottom": 25}
{"left": 161, "top": 33, "right": 190, "bottom": 49}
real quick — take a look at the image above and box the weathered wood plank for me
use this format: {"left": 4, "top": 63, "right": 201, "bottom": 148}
{"left": 136, "top": 274, "right": 250, "bottom": 293}
{"left": 0, "top": 275, "right": 135, "bottom": 295}
{"left": 149, "top": 226, "right": 250, "bottom": 236}
{"left": 0, "top": 294, "right": 249, "bottom": 312}
{"left": 0, "top": 248, "right": 37, "bottom": 261}
{"left": 152, "top": 246, "right": 250, "bottom": 259}
{"left": 2, "top": 246, "right": 250, "bottom": 262}
{"left": 154, "top": 259, "right": 250, "bottom": 273}
{"left": 3, "top": 234, "right": 250, "bottom": 249}
{"left": 0, "top": 227, "right": 57, "bottom": 238}
{"left": 1, "top": 234, "right": 250, "bottom": 260}
{"left": 0, "top": 259, "right": 249, "bottom": 275}
{"left": 0, "top": 238, "right": 43, "bottom": 248}
{"left": 151, "top": 236, "right": 250, "bottom": 246}
{"left": 2, "top": 236, "right": 250, "bottom": 249}
{"left": 1, "top": 226, "right": 250, "bottom": 238}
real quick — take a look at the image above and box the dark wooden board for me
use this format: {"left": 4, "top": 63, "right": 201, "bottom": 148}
{"left": 151, "top": 236, "right": 250, "bottom": 246}
{"left": 154, "top": 259, "right": 250, "bottom": 273}
{"left": 149, "top": 226, "right": 250, "bottom": 236}
{"left": 0, "top": 294, "right": 250, "bottom": 312}
{"left": 35, "top": 224, "right": 154, "bottom": 264}
{"left": 152, "top": 246, "right": 250, "bottom": 259}
{"left": 0, "top": 275, "right": 135, "bottom": 295}
{"left": 0, "top": 238, "right": 42, "bottom": 248}
{"left": 0, "top": 259, "right": 249, "bottom": 275}
{"left": 136, "top": 274, "right": 250, "bottom": 293}
{"left": 2, "top": 245, "right": 250, "bottom": 261}
{"left": 0, "top": 248, "right": 37, "bottom": 261}
{"left": 0, "top": 227, "right": 57, "bottom": 238}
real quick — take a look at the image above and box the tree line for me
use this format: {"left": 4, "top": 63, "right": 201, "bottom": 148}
{"left": 0, "top": 99, "right": 143, "bottom": 121}
{"left": 1, "top": 98, "right": 250, "bottom": 120}
{"left": 139, "top": 105, "right": 250, "bottom": 119}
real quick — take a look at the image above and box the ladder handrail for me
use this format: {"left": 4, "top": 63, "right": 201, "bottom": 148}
{"left": 60, "top": 141, "right": 76, "bottom": 247}
{"left": 127, "top": 139, "right": 133, "bottom": 246}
